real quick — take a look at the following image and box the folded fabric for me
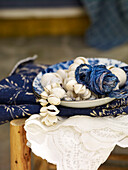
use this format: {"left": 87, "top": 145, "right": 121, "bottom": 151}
{"left": 0, "top": 57, "right": 128, "bottom": 125}
{"left": 75, "top": 64, "right": 119, "bottom": 95}
{"left": 81, "top": 0, "right": 128, "bottom": 50}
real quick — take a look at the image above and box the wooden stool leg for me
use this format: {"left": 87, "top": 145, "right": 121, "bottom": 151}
{"left": 10, "top": 118, "right": 31, "bottom": 170}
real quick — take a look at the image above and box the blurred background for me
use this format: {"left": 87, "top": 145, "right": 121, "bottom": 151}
{"left": 0, "top": 0, "right": 128, "bottom": 169}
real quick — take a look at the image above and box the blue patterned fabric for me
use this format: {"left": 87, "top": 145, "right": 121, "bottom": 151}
{"left": 0, "top": 58, "right": 128, "bottom": 125}
{"left": 81, "top": 0, "right": 128, "bottom": 50}
{"left": 75, "top": 64, "right": 119, "bottom": 95}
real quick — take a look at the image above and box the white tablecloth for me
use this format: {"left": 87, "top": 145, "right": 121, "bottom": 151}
{"left": 24, "top": 114, "right": 128, "bottom": 170}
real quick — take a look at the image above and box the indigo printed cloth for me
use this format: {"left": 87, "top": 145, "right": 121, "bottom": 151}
{"left": 0, "top": 57, "right": 128, "bottom": 125}
{"left": 81, "top": 0, "right": 128, "bottom": 50}
{"left": 75, "top": 64, "right": 119, "bottom": 95}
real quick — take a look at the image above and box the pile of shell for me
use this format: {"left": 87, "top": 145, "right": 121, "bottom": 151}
{"left": 38, "top": 56, "right": 127, "bottom": 126}
{"left": 39, "top": 56, "right": 95, "bottom": 126}
{"left": 40, "top": 57, "right": 96, "bottom": 107}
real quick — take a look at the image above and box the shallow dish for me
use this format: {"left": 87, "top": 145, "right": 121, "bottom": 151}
{"left": 60, "top": 97, "right": 114, "bottom": 108}
{"left": 33, "top": 58, "right": 127, "bottom": 108}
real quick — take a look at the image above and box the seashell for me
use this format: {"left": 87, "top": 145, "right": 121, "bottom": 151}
{"left": 44, "top": 84, "right": 52, "bottom": 94}
{"left": 75, "top": 96, "right": 81, "bottom": 101}
{"left": 56, "top": 69, "right": 67, "bottom": 80}
{"left": 69, "top": 63, "right": 79, "bottom": 71}
{"left": 80, "top": 89, "right": 91, "bottom": 100}
{"left": 51, "top": 87, "right": 66, "bottom": 99}
{"left": 51, "top": 82, "right": 61, "bottom": 89}
{"left": 66, "top": 79, "right": 77, "bottom": 91}
{"left": 47, "top": 105, "right": 60, "bottom": 116}
{"left": 40, "top": 91, "right": 48, "bottom": 99}
{"left": 39, "top": 99, "right": 48, "bottom": 106}
{"left": 74, "top": 56, "right": 89, "bottom": 65}
{"left": 41, "top": 73, "right": 62, "bottom": 87}
{"left": 109, "top": 67, "right": 127, "bottom": 87}
{"left": 53, "top": 72, "right": 63, "bottom": 81}
{"left": 67, "top": 91, "right": 77, "bottom": 99}
{"left": 74, "top": 84, "right": 86, "bottom": 94}
{"left": 41, "top": 115, "right": 58, "bottom": 126}
{"left": 67, "top": 71, "right": 75, "bottom": 78}
{"left": 40, "top": 107, "right": 48, "bottom": 116}
{"left": 48, "top": 94, "right": 61, "bottom": 105}
{"left": 63, "top": 96, "right": 73, "bottom": 101}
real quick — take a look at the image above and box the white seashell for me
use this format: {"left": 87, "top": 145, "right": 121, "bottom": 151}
{"left": 44, "top": 84, "right": 52, "bottom": 94}
{"left": 40, "top": 91, "right": 48, "bottom": 99}
{"left": 63, "top": 96, "right": 73, "bottom": 101}
{"left": 81, "top": 89, "right": 91, "bottom": 100}
{"left": 39, "top": 99, "right": 48, "bottom": 106}
{"left": 51, "top": 87, "right": 66, "bottom": 99}
{"left": 51, "top": 82, "right": 61, "bottom": 89}
{"left": 74, "top": 57, "right": 89, "bottom": 65}
{"left": 47, "top": 105, "right": 60, "bottom": 116}
{"left": 56, "top": 69, "right": 67, "bottom": 80}
{"left": 66, "top": 79, "right": 77, "bottom": 91}
{"left": 41, "top": 73, "right": 62, "bottom": 87}
{"left": 48, "top": 94, "right": 61, "bottom": 105}
{"left": 109, "top": 67, "right": 127, "bottom": 87}
{"left": 67, "top": 71, "right": 75, "bottom": 78}
{"left": 53, "top": 72, "right": 63, "bottom": 81}
{"left": 69, "top": 63, "right": 79, "bottom": 71}
{"left": 67, "top": 91, "right": 77, "bottom": 99}
{"left": 75, "top": 96, "right": 81, "bottom": 101}
{"left": 46, "top": 115, "right": 58, "bottom": 124}
{"left": 41, "top": 115, "right": 58, "bottom": 126}
{"left": 74, "top": 84, "right": 86, "bottom": 94}
{"left": 40, "top": 107, "right": 48, "bottom": 116}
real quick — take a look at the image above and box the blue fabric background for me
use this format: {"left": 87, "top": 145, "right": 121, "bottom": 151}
{"left": 0, "top": 59, "right": 128, "bottom": 125}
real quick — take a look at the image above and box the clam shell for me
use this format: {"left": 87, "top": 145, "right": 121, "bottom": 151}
{"left": 40, "top": 91, "right": 48, "bottom": 99}
{"left": 69, "top": 63, "right": 79, "bottom": 71}
{"left": 40, "top": 107, "right": 48, "bottom": 116}
{"left": 67, "top": 71, "right": 75, "bottom": 78}
{"left": 39, "top": 99, "right": 48, "bottom": 106}
{"left": 41, "top": 115, "right": 58, "bottom": 126}
{"left": 47, "top": 105, "right": 60, "bottom": 116}
{"left": 66, "top": 79, "right": 77, "bottom": 91}
{"left": 44, "top": 85, "right": 52, "bottom": 94}
{"left": 48, "top": 94, "right": 61, "bottom": 105}
{"left": 51, "top": 82, "right": 61, "bottom": 89}
{"left": 74, "top": 56, "right": 89, "bottom": 65}
{"left": 109, "top": 67, "right": 127, "bottom": 87}
{"left": 67, "top": 91, "right": 77, "bottom": 99}
{"left": 74, "top": 84, "right": 86, "bottom": 94}
{"left": 63, "top": 96, "right": 73, "bottom": 101}
{"left": 75, "top": 96, "right": 81, "bottom": 101}
{"left": 81, "top": 89, "right": 91, "bottom": 100}
{"left": 51, "top": 87, "right": 66, "bottom": 99}
{"left": 41, "top": 73, "right": 62, "bottom": 87}
{"left": 56, "top": 69, "right": 67, "bottom": 80}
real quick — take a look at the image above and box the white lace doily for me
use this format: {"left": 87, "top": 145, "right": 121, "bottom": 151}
{"left": 24, "top": 115, "right": 128, "bottom": 170}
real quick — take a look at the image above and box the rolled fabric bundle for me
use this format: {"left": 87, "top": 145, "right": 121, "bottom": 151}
{"left": 75, "top": 64, "right": 119, "bottom": 95}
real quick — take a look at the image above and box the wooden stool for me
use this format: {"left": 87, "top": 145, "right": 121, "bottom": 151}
{"left": 10, "top": 119, "right": 128, "bottom": 170}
